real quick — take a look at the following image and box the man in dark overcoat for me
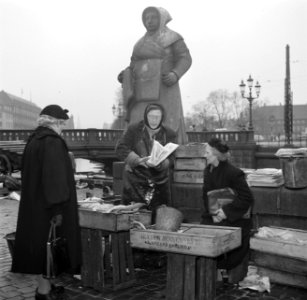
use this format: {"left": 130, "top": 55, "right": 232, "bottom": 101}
{"left": 12, "top": 105, "right": 82, "bottom": 299}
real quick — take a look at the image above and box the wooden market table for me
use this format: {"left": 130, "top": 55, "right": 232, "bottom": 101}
{"left": 130, "top": 223, "right": 242, "bottom": 300}
{"left": 78, "top": 208, "right": 151, "bottom": 291}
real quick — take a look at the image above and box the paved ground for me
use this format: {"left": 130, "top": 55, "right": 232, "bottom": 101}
{"left": 1, "top": 197, "right": 307, "bottom": 300}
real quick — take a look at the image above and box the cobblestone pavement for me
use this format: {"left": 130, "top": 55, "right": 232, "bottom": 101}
{"left": 1, "top": 198, "right": 307, "bottom": 300}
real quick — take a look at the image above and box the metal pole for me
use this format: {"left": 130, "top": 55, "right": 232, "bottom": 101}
{"left": 248, "top": 98, "right": 253, "bottom": 130}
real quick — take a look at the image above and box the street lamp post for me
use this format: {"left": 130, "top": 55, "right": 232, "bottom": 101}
{"left": 239, "top": 75, "right": 261, "bottom": 131}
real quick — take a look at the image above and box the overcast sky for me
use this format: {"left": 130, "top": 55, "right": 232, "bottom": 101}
{"left": 1, "top": 0, "right": 306, "bottom": 128}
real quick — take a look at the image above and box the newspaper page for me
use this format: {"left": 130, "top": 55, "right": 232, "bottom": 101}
{"left": 147, "top": 140, "right": 179, "bottom": 167}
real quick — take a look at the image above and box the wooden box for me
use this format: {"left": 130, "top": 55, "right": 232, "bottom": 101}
{"left": 130, "top": 223, "right": 241, "bottom": 257}
{"left": 250, "top": 226, "right": 307, "bottom": 260}
{"left": 175, "top": 144, "right": 207, "bottom": 158}
{"left": 250, "top": 226, "right": 307, "bottom": 289}
{"left": 79, "top": 209, "right": 152, "bottom": 232}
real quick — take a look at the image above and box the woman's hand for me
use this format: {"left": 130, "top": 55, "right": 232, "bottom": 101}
{"left": 212, "top": 208, "right": 227, "bottom": 223}
{"left": 162, "top": 72, "right": 178, "bottom": 87}
{"left": 138, "top": 156, "right": 150, "bottom": 168}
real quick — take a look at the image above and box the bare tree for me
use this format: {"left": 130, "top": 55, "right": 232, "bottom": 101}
{"left": 185, "top": 89, "right": 248, "bottom": 130}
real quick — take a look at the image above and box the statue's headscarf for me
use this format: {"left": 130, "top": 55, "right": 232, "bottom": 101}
{"left": 141, "top": 6, "right": 182, "bottom": 48}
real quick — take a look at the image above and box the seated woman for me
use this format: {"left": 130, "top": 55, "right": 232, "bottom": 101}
{"left": 115, "top": 103, "right": 177, "bottom": 221}
{"left": 201, "top": 137, "right": 254, "bottom": 283}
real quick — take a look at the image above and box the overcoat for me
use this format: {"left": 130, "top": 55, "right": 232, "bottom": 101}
{"left": 116, "top": 120, "right": 177, "bottom": 218}
{"left": 12, "top": 126, "right": 82, "bottom": 275}
{"left": 201, "top": 160, "right": 254, "bottom": 270}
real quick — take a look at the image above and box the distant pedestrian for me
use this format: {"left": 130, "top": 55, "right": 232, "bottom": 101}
{"left": 12, "top": 105, "right": 82, "bottom": 300}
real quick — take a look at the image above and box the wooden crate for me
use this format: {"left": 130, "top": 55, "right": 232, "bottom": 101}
{"left": 250, "top": 226, "right": 307, "bottom": 289}
{"left": 79, "top": 209, "right": 152, "bottom": 232}
{"left": 175, "top": 144, "right": 207, "bottom": 158}
{"left": 250, "top": 226, "right": 307, "bottom": 260}
{"left": 130, "top": 223, "right": 241, "bottom": 257}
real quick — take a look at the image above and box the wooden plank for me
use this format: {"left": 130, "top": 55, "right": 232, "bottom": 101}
{"left": 183, "top": 255, "right": 196, "bottom": 300}
{"left": 250, "top": 187, "right": 281, "bottom": 214}
{"left": 257, "top": 266, "right": 307, "bottom": 289}
{"left": 175, "top": 158, "right": 206, "bottom": 171}
{"left": 81, "top": 229, "right": 92, "bottom": 287}
{"left": 118, "top": 232, "right": 128, "bottom": 283}
{"left": 166, "top": 253, "right": 185, "bottom": 300}
{"left": 124, "top": 232, "right": 135, "bottom": 280}
{"left": 250, "top": 250, "right": 307, "bottom": 275}
{"left": 80, "top": 229, "right": 104, "bottom": 291}
{"left": 103, "top": 235, "right": 112, "bottom": 280}
{"left": 111, "top": 233, "right": 120, "bottom": 286}
{"left": 202, "top": 257, "right": 216, "bottom": 300}
{"left": 171, "top": 183, "right": 203, "bottom": 209}
{"left": 175, "top": 144, "right": 207, "bottom": 158}
{"left": 173, "top": 170, "right": 203, "bottom": 184}
{"left": 91, "top": 230, "right": 104, "bottom": 291}
{"left": 196, "top": 258, "right": 205, "bottom": 300}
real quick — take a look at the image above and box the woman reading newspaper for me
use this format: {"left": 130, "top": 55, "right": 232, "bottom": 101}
{"left": 115, "top": 103, "right": 178, "bottom": 221}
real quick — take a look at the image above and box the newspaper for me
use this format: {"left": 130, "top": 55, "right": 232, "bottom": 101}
{"left": 147, "top": 140, "right": 179, "bottom": 167}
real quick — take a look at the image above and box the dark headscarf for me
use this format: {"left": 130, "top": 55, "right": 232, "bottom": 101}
{"left": 208, "top": 137, "right": 229, "bottom": 154}
{"left": 143, "top": 104, "right": 165, "bottom": 130}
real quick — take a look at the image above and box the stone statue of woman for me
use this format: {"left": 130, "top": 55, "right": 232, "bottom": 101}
{"left": 118, "top": 6, "right": 192, "bottom": 144}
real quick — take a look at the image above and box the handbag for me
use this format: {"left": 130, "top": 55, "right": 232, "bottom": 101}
{"left": 207, "top": 187, "right": 251, "bottom": 219}
{"left": 46, "top": 223, "right": 70, "bottom": 279}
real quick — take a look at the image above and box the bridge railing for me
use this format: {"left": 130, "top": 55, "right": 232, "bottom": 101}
{"left": 0, "top": 129, "right": 254, "bottom": 146}
{"left": 186, "top": 130, "right": 254, "bottom": 143}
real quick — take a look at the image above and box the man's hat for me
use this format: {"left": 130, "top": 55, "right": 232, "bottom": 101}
{"left": 40, "top": 104, "right": 69, "bottom": 120}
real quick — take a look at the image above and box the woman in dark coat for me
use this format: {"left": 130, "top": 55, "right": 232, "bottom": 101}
{"left": 201, "top": 138, "right": 254, "bottom": 283}
{"left": 12, "top": 105, "right": 82, "bottom": 300}
{"left": 115, "top": 103, "right": 177, "bottom": 221}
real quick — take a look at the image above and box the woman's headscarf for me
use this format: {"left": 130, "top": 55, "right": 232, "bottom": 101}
{"left": 143, "top": 103, "right": 165, "bottom": 130}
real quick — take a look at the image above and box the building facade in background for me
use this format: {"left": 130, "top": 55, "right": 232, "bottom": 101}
{"left": 253, "top": 104, "right": 307, "bottom": 140}
{"left": 0, "top": 90, "right": 74, "bottom": 129}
